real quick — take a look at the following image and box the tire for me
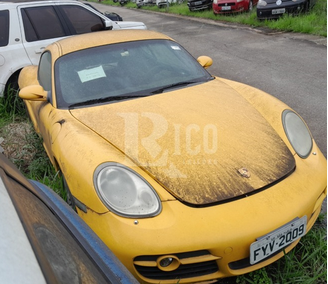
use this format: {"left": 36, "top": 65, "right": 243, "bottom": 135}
{"left": 5, "top": 71, "right": 20, "bottom": 95}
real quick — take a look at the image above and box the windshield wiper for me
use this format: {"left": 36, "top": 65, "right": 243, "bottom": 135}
{"left": 68, "top": 95, "right": 147, "bottom": 109}
{"left": 151, "top": 80, "right": 206, "bottom": 95}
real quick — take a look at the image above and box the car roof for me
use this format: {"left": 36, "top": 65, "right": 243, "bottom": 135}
{"left": 0, "top": 0, "right": 75, "bottom": 2}
{"left": 0, "top": 0, "right": 78, "bottom": 5}
{"left": 49, "top": 29, "right": 173, "bottom": 57}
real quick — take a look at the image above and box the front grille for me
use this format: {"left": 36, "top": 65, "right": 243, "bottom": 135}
{"left": 229, "top": 245, "right": 290, "bottom": 270}
{"left": 218, "top": 3, "right": 235, "bottom": 6}
{"left": 189, "top": 0, "right": 210, "bottom": 5}
{"left": 134, "top": 250, "right": 219, "bottom": 280}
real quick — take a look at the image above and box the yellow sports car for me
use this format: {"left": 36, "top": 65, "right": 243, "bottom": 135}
{"left": 19, "top": 30, "right": 326, "bottom": 283}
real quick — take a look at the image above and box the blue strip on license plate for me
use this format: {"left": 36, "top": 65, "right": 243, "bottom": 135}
{"left": 250, "top": 216, "right": 307, "bottom": 265}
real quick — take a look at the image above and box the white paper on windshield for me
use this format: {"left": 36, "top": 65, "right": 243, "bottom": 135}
{"left": 78, "top": 66, "right": 106, "bottom": 83}
{"left": 171, "top": 46, "right": 181, "bottom": 51}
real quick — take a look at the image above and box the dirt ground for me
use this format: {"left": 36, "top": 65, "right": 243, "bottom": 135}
{"left": 0, "top": 121, "right": 36, "bottom": 171}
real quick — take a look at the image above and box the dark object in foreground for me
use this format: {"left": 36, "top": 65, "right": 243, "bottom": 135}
{"left": 0, "top": 153, "right": 139, "bottom": 284}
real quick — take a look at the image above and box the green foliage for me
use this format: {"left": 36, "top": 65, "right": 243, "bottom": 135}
{"left": 0, "top": 89, "right": 63, "bottom": 196}
{"left": 19, "top": 130, "right": 63, "bottom": 195}
{"left": 0, "top": 88, "right": 26, "bottom": 121}
{"left": 237, "top": 268, "right": 272, "bottom": 284}
{"left": 99, "top": 0, "right": 327, "bottom": 36}
{"left": 264, "top": 1, "right": 327, "bottom": 36}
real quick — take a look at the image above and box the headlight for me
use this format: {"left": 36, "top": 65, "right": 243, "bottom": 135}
{"left": 282, "top": 110, "right": 313, "bottom": 158}
{"left": 94, "top": 163, "right": 161, "bottom": 217}
{"left": 257, "top": 0, "right": 267, "bottom": 6}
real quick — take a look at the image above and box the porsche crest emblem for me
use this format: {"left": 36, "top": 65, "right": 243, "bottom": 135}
{"left": 238, "top": 168, "right": 251, "bottom": 178}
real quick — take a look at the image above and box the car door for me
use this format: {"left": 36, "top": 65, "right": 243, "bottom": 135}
{"left": 18, "top": 3, "right": 70, "bottom": 65}
{"left": 0, "top": 9, "right": 25, "bottom": 94}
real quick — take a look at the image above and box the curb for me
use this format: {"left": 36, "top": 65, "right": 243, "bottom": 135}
{"left": 104, "top": 3, "right": 327, "bottom": 46}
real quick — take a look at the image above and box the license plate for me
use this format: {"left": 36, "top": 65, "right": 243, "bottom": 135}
{"left": 272, "top": 8, "right": 286, "bottom": 14}
{"left": 194, "top": 1, "right": 202, "bottom": 4}
{"left": 250, "top": 216, "right": 307, "bottom": 265}
{"left": 221, "top": 6, "right": 231, "bottom": 10}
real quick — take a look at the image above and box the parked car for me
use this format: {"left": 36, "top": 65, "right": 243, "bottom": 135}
{"left": 0, "top": 0, "right": 146, "bottom": 97}
{"left": 187, "top": 0, "right": 213, "bottom": 11}
{"left": 113, "top": 0, "right": 130, "bottom": 6}
{"left": 156, "top": 0, "right": 178, "bottom": 8}
{"left": 213, "top": 0, "right": 257, "bottom": 14}
{"left": 257, "top": 0, "right": 314, "bottom": 19}
{"left": 0, "top": 153, "right": 139, "bottom": 284}
{"left": 18, "top": 29, "right": 327, "bottom": 283}
{"left": 83, "top": 2, "right": 124, "bottom": 20}
{"left": 136, "top": 0, "right": 156, "bottom": 8}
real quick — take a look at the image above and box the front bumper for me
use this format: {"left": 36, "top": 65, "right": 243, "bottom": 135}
{"left": 213, "top": 1, "right": 247, "bottom": 14}
{"left": 188, "top": 0, "right": 213, "bottom": 10}
{"left": 79, "top": 143, "right": 327, "bottom": 284}
{"left": 257, "top": 0, "right": 307, "bottom": 19}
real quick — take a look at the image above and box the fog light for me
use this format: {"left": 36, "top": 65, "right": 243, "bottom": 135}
{"left": 157, "top": 255, "right": 180, "bottom": 271}
{"left": 160, "top": 257, "right": 173, "bottom": 267}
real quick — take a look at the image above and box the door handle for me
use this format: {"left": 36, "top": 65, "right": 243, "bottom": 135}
{"left": 35, "top": 47, "right": 45, "bottom": 54}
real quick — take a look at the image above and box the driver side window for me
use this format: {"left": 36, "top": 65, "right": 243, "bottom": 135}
{"left": 59, "top": 5, "right": 105, "bottom": 34}
{"left": 38, "top": 51, "right": 52, "bottom": 92}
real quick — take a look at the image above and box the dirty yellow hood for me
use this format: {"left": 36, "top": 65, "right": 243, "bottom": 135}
{"left": 70, "top": 79, "right": 295, "bottom": 205}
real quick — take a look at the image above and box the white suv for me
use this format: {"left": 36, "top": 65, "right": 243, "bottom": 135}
{"left": 0, "top": 0, "right": 146, "bottom": 96}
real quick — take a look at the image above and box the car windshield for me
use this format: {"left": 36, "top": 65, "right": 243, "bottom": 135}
{"left": 54, "top": 39, "right": 213, "bottom": 108}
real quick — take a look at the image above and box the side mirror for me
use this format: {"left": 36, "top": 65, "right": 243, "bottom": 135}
{"left": 197, "top": 56, "right": 213, "bottom": 69}
{"left": 19, "top": 85, "right": 47, "bottom": 101}
{"left": 104, "top": 19, "right": 113, "bottom": 30}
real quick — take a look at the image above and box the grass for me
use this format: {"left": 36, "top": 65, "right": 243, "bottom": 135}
{"left": 96, "top": 0, "right": 327, "bottom": 36}
{"left": 0, "top": 93, "right": 326, "bottom": 283}
{"left": 236, "top": 217, "right": 327, "bottom": 283}
{"left": 0, "top": 91, "right": 63, "bottom": 196}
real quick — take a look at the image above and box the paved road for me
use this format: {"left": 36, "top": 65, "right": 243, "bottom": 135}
{"left": 94, "top": 3, "right": 327, "bottom": 158}
{"left": 92, "top": 2, "right": 328, "bottom": 156}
